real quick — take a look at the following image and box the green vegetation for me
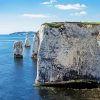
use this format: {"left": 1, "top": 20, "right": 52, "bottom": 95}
{"left": 80, "top": 22, "right": 100, "bottom": 25}
{"left": 43, "top": 22, "right": 100, "bottom": 28}
{"left": 43, "top": 22, "right": 64, "bottom": 28}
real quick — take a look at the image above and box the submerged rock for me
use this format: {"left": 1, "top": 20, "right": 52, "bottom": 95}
{"left": 33, "top": 22, "right": 100, "bottom": 85}
{"left": 24, "top": 33, "right": 31, "bottom": 47}
{"left": 14, "top": 41, "right": 23, "bottom": 58}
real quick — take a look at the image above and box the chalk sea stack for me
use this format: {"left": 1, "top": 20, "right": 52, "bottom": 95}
{"left": 32, "top": 22, "right": 100, "bottom": 86}
{"left": 32, "top": 32, "right": 39, "bottom": 59}
{"left": 14, "top": 41, "right": 23, "bottom": 58}
{"left": 24, "top": 33, "right": 31, "bottom": 47}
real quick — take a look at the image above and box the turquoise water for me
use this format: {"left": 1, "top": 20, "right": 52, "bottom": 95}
{"left": 0, "top": 35, "right": 100, "bottom": 100}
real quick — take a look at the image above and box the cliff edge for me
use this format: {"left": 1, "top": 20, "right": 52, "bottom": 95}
{"left": 32, "top": 22, "right": 100, "bottom": 85}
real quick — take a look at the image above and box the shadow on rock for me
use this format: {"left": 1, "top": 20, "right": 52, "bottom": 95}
{"left": 37, "top": 86, "right": 100, "bottom": 100}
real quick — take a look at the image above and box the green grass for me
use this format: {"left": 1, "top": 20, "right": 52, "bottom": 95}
{"left": 80, "top": 22, "right": 100, "bottom": 25}
{"left": 43, "top": 22, "right": 64, "bottom": 28}
{"left": 43, "top": 22, "right": 100, "bottom": 28}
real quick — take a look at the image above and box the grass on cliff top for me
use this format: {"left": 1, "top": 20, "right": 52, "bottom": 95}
{"left": 43, "top": 22, "right": 64, "bottom": 28}
{"left": 43, "top": 22, "right": 100, "bottom": 28}
{"left": 80, "top": 22, "right": 100, "bottom": 25}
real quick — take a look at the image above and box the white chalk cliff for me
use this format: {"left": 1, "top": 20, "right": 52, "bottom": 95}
{"left": 32, "top": 22, "right": 100, "bottom": 84}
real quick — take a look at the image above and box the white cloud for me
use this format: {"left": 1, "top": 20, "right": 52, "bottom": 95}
{"left": 70, "top": 11, "right": 87, "bottom": 16}
{"left": 23, "top": 14, "right": 49, "bottom": 18}
{"left": 55, "top": 3, "right": 86, "bottom": 10}
{"left": 41, "top": 0, "right": 57, "bottom": 5}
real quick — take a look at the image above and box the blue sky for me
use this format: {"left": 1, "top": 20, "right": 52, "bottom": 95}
{"left": 0, "top": 0, "right": 100, "bottom": 34}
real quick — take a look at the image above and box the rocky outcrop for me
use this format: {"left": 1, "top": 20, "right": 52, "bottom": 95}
{"left": 14, "top": 41, "right": 23, "bottom": 58}
{"left": 24, "top": 33, "right": 31, "bottom": 47}
{"left": 32, "top": 32, "right": 39, "bottom": 59}
{"left": 32, "top": 22, "right": 100, "bottom": 85}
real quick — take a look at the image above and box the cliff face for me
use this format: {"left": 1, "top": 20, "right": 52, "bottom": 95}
{"left": 32, "top": 22, "right": 100, "bottom": 84}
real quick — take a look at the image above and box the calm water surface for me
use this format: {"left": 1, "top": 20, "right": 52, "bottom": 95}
{"left": 0, "top": 35, "right": 100, "bottom": 100}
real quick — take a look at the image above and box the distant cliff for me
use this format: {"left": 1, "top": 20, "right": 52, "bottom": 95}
{"left": 32, "top": 22, "right": 100, "bottom": 85}
{"left": 9, "top": 31, "right": 35, "bottom": 37}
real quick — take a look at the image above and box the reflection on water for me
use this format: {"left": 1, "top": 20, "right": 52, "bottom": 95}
{"left": 38, "top": 87, "right": 100, "bottom": 100}
{"left": 14, "top": 58, "right": 23, "bottom": 67}
{"left": 24, "top": 46, "right": 32, "bottom": 57}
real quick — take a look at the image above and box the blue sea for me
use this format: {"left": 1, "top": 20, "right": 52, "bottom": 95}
{"left": 0, "top": 35, "right": 100, "bottom": 100}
